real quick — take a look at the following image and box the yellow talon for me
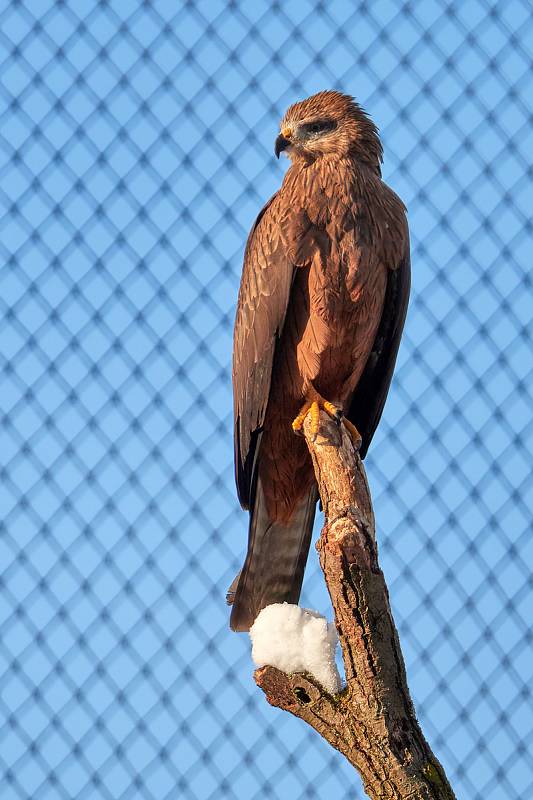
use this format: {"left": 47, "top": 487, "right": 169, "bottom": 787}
{"left": 309, "top": 400, "right": 320, "bottom": 439}
{"left": 292, "top": 396, "right": 346, "bottom": 442}
{"left": 343, "top": 418, "right": 362, "bottom": 450}
{"left": 292, "top": 401, "right": 311, "bottom": 433}
{"left": 323, "top": 400, "right": 341, "bottom": 420}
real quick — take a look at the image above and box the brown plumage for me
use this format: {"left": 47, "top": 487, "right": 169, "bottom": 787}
{"left": 229, "top": 91, "right": 410, "bottom": 631}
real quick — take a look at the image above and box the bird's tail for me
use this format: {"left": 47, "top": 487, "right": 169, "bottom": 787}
{"left": 228, "top": 478, "right": 317, "bottom": 632}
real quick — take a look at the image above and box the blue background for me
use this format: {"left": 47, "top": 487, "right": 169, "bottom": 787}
{"left": 0, "top": 1, "right": 532, "bottom": 798}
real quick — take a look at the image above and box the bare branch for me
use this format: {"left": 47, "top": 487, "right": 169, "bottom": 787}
{"left": 255, "top": 412, "right": 456, "bottom": 800}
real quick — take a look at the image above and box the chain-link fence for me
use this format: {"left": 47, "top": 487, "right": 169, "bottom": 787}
{"left": 1, "top": 1, "right": 532, "bottom": 798}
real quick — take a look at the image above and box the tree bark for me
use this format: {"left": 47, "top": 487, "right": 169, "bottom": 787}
{"left": 254, "top": 411, "right": 456, "bottom": 800}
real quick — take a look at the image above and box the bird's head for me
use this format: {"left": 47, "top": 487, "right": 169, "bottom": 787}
{"left": 275, "top": 90, "right": 383, "bottom": 173}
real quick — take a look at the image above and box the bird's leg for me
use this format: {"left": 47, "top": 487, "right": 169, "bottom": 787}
{"left": 292, "top": 394, "right": 362, "bottom": 450}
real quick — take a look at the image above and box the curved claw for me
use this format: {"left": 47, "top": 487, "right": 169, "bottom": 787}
{"left": 323, "top": 401, "right": 342, "bottom": 425}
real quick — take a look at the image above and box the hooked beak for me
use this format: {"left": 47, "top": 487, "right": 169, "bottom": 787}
{"left": 275, "top": 133, "right": 291, "bottom": 158}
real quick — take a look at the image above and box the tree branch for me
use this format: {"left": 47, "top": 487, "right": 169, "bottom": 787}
{"left": 254, "top": 411, "right": 456, "bottom": 800}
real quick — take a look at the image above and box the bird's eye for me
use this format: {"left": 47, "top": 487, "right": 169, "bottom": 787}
{"left": 301, "top": 119, "right": 336, "bottom": 136}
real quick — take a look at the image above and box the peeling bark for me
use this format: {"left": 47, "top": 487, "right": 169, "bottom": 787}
{"left": 254, "top": 412, "right": 456, "bottom": 800}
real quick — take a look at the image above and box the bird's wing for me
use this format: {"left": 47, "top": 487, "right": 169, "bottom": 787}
{"left": 347, "top": 246, "right": 411, "bottom": 458}
{"left": 233, "top": 189, "right": 329, "bottom": 508}
{"left": 233, "top": 192, "right": 293, "bottom": 510}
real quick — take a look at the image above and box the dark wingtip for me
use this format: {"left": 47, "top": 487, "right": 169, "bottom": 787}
{"left": 229, "top": 605, "right": 253, "bottom": 632}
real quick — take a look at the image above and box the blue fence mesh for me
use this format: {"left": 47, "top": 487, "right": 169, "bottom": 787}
{"left": 1, "top": 2, "right": 532, "bottom": 799}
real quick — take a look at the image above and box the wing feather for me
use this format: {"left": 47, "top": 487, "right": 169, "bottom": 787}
{"left": 233, "top": 193, "right": 295, "bottom": 509}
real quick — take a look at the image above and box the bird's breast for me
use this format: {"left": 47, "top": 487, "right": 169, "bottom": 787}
{"left": 294, "top": 227, "right": 387, "bottom": 400}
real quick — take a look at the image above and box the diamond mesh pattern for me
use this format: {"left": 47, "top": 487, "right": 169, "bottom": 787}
{"left": 0, "top": 2, "right": 532, "bottom": 798}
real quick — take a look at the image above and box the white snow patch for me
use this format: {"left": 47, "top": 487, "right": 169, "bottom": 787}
{"left": 250, "top": 603, "right": 342, "bottom": 694}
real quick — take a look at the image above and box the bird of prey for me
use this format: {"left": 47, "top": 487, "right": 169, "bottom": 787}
{"left": 229, "top": 91, "right": 410, "bottom": 632}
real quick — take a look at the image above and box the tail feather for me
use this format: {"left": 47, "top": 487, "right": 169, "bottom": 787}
{"left": 229, "top": 478, "right": 317, "bottom": 632}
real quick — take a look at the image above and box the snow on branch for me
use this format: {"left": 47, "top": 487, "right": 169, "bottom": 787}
{"left": 250, "top": 603, "right": 342, "bottom": 695}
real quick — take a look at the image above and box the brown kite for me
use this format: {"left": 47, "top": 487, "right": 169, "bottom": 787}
{"left": 229, "top": 91, "right": 410, "bottom": 631}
